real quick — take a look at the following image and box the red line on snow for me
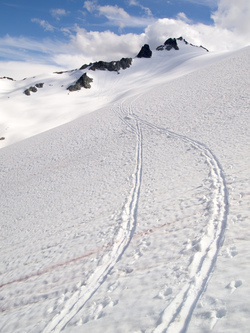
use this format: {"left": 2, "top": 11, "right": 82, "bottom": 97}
{"left": 0, "top": 209, "right": 205, "bottom": 290}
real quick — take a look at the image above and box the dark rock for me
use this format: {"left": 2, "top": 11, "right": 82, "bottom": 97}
{"left": 29, "top": 86, "right": 37, "bottom": 93}
{"left": 80, "top": 58, "right": 132, "bottom": 72}
{"left": 0, "top": 76, "right": 14, "bottom": 81}
{"left": 119, "top": 58, "right": 133, "bottom": 69}
{"left": 156, "top": 37, "right": 179, "bottom": 51}
{"left": 54, "top": 69, "right": 77, "bottom": 74}
{"left": 156, "top": 36, "right": 209, "bottom": 52}
{"left": 24, "top": 85, "right": 40, "bottom": 96}
{"left": 80, "top": 64, "right": 89, "bottom": 70}
{"left": 156, "top": 45, "right": 164, "bottom": 51}
{"left": 0, "top": 137, "right": 5, "bottom": 140}
{"left": 136, "top": 44, "right": 152, "bottom": 58}
{"left": 35, "top": 83, "right": 44, "bottom": 88}
{"left": 199, "top": 45, "right": 209, "bottom": 52}
{"left": 24, "top": 89, "right": 31, "bottom": 96}
{"left": 164, "top": 38, "right": 179, "bottom": 50}
{"left": 177, "top": 36, "right": 209, "bottom": 52}
{"left": 67, "top": 73, "right": 93, "bottom": 92}
{"left": 89, "top": 60, "right": 118, "bottom": 71}
{"left": 177, "top": 36, "right": 188, "bottom": 44}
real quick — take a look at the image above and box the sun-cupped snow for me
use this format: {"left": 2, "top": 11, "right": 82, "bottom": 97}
{"left": 0, "top": 41, "right": 250, "bottom": 333}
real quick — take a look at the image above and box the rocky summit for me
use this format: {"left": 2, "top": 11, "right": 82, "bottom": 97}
{"left": 136, "top": 44, "right": 152, "bottom": 58}
{"left": 156, "top": 38, "right": 179, "bottom": 51}
{"left": 23, "top": 37, "right": 209, "bottom": 95}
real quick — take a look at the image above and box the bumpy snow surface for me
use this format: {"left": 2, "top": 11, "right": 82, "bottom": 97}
{"left": 1, "top": 42, "right": 250, "bottom": 332}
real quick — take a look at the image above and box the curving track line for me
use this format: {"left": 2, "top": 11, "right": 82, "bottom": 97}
{"left": 43, "top": 96, "right": 227, "bottom": 332}
{"left": 43, "top": 105, "right": 143, "bottom": 332}
{"left": 133, "top": 116, "right": 228, "bottom": 333}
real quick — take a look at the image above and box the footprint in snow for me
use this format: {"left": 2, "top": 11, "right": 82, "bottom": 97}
{"left": 155, "top": 286, "right": 173, "bottom": 300}
{"left": 226, "top": 246, "right": 238, "bottom": 258}
{"left": 226, "top": 280, "right": 242, "bottom": 293}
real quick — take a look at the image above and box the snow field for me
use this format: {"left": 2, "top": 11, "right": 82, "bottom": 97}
{"left": 0, "top": 44, "right": 250, "bottom": 332}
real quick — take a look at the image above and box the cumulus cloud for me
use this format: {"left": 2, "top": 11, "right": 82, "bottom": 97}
{"left": 68, "top": 28, "right": 146, "bottom": 64}
{"left": 31, "top": 18, "right": 55, "bottom": 32}
{"left": 79, "top": 0, "right": 249, "bottom": 53}
{"left": 1, "top": 0, "right": 250, "bottom": 77}
{"left": 144, "top": 17, "right": 244, "bottom": 51}
{"left": 212, "top": 0, "right": 250, "bottom": 35}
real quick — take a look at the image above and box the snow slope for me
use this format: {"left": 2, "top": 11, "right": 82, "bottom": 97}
{"left": 1, "top": 40, "right": 224, "bottom": 149}
{"left": 0, "top": 42, "right": 250, "bottom": 332}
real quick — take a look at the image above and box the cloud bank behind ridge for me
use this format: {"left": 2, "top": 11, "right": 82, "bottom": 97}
{"left": 0, "top": 0, "right": 249, "bottom": 78}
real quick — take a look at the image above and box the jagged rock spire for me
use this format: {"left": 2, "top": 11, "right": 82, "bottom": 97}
{"left": 136, "top": 44, "right": 152, "bottom": 58}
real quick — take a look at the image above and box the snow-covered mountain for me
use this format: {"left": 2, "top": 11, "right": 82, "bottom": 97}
{"left": 0, "top": 38, "right": 250, "bottom": 333}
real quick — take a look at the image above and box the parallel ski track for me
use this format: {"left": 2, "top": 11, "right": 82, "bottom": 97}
{"left": 43, "top": 104, "right": 143, "bottom": 332}
{"left": 132, "top": 115, "right": 228, "bottom": 333}
{"left": 43, "top": 95, "right": 227, "bottom": 332}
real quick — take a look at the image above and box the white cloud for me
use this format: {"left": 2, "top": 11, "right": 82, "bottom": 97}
{"left": 176, "top": 12, "right": 192, "bottom": 24}
{"left": 1, "top": 0, "right": 250, "bottom": 78}
{"left": 83, "top": 1, "right": 155, "bottom": 30}
{"left": 98, "top": 5, "right": 130, "bottom": 22}
{"left": 129, "top": 0, "right": 153, "bottom": 16}
{"left": 68, "top": 28, "right": 146, "bottom": 64}
{"left": 212, "top": 0, "right": 250, "bottom": 35}
{"left": 83, "top": 1, "right": 98, "bottom": 13}
{"left": 144, "top": 17, "right": 247, "bottom": 51}
{"left": 98, "top": 5, "right": 155, "bottom": 29}
{"left": 50, "top": 8, "right": 69, "bottom": 20}
{"left": 31, "top": 18, "right": 55, "bottom": 32}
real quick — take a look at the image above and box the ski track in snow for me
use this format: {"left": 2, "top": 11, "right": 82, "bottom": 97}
{"left": 42, "top": 93, "right": 228, "bottom": 332}
{"left": 112, "top": 95, "right": 228, "bottom": 332}
{"left": 130, "top": 115, "right": 228, "bottom": 333}
{"left": 42, "top": 102, "right": 143, "bottom": 332}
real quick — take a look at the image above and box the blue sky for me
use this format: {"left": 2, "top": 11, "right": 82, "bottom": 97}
{"left": 1, "top": 0, "right": 215, "bottom": 38}
{"left": 0, "top": 0, "right": 249, "bottom": 77}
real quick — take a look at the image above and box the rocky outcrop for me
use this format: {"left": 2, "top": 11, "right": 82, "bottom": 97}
{"left": 177, "top": 36, "right": 209, "bottom": 52}
{"left": 24, "top": 83, "right": 44, "bottom": 96}
{"left": 67, "top": 73, "right": 93, "bottom": 92}
{"left": 80, "top": 58, "right": 132, "bottom": 72}
{"left": 0, "top": 76, "right": 14, "bottom": 81}
{"left": 35, "top": 83, "right": 44, "bottom": 88}
{"left": 156, "top": 37, "right": 209, "bottom": 52}
{"left": 136, "top": 44, "right": 152, "bottom": 58}
{"left": 156, "top": 38, "right": 179, "bottom": 51}
{"left": 54, "top": 69, "right": 76, "bottom": 74}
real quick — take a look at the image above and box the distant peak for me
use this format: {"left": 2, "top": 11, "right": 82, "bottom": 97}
{"left": 156, "top": 38, "right": 179, "bottom": 51}
{"left": 80, "top": 58, "right": 132, "bottom": 72}
{"left": 177, "top": 36, "right": 209, "bottom": 52}
{"left": 156, "top": 36, "right": 209, "bottom": 52}
{"left": 136, "top": 44, "right": 152, "bottom": 58}
{"left": 164, "top": 38, "right": 179, "bottom": 50}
